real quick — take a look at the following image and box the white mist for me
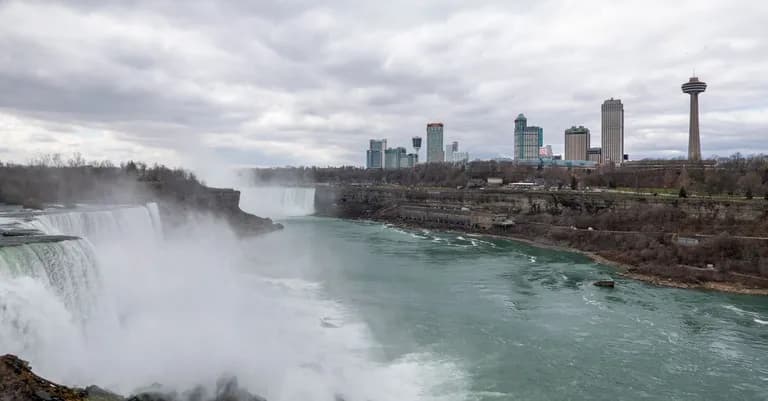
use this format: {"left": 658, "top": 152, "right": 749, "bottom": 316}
{"left": 0, "top": 197, "right": 463, "bottom": 401}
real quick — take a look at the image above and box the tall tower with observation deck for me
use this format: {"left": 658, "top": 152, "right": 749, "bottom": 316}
{"left": 682, "top": 76, "right": 707, "bottom": 161}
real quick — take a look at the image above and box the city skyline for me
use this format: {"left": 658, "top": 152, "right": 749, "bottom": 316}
{"left": 0, "top": 1, "right": 766, "bottom": 170}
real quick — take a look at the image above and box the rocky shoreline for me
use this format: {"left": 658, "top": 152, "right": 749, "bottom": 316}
{"left": 372, "top": 218, "right": 768, "bottom": 296}
{"left": 0, "top": 354, "right": 266, "bottom": 401}
{"left": 314, "top": 185, "right": 768, "bottom": 296}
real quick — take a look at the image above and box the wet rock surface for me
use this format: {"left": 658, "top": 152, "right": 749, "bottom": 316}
{"left": 0, "top": 223, "right": 79, "bottom": 248}
{"left": 0, "top": 354, "right": 87, "bottom": 401}
{"left": 0, "top": 235, "right": 81, "bottom": 248}
{"left": 0, "top": 355, "right": 267, "bottom": 401}
{"left": 125, "top": 378, "right": 266, "bottom": 401}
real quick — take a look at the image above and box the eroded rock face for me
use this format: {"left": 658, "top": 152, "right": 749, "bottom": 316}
{"left": 0, "top": 354, "right": 87, "bottom": 401}
{"left": 0, "top": 355, "right": 267, "bottom": 401}
{"left": 125, "top": 377, "right": 266, "bottom": 401}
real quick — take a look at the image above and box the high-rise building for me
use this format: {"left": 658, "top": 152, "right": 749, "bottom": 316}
{"left": 453, "top": 152, "right": 469, "bottom": 164}
{"left": 564, "top": 126, "right": 590, "bottom": 161}
{"left": 402, "top": 153, "right": 419, "bottom": 168}
{"left": 445, "top": 141, "right": 457, "bottom": 160}
{"left": 539, "top": 145, "right": 553, "bottom": 159}
{"left": 514, "top": 114, "right": 543, "bottom": 160}
{"left": 384, "top": 147, "right": 407, "bottom": 170}
{"left": 601, "top": 98, "right": 624, "bottom": 165}
{"left": 588, "top": 147, "right": 602, "bottom": 164}
{"left": 444, "top": 141, "right": 468, "bottom": 164}
{"left": 426, "top": 123, "right": 445, "bottom": 163}
{"left": 366, "top": 139, "right": 387, "bottom": 169}
{"left": 682, "top": 76, "right": 707, "bottom": 161}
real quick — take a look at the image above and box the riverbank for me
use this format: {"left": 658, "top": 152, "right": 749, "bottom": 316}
{"left": 374, "top": 218, "right": 768, "bottom": 296}
{"left": 315, "top": 184, "right": 768, "bottom": 295}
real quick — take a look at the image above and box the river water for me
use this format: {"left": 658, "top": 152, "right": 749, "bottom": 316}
{"left": 251, "top": 216, "right": 768, "bottom": 401}
{"left": 1, "top": 189, "right": 767, "bottom": 401}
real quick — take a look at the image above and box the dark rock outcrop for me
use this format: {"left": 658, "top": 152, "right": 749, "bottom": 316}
{"left": 158, "top": 187, "right": 283, "bottom": 237}
{"left": 0, "top": 224, "right": 80, "bottom": 248}
{"left": 0, "top": 354, "right": 87, "bottom": 401}
{"left": 125, "top": 377, "right": 265, "bottom": 401}
{"left": 593, "top": 280, "right": 616, "bottom": 288}
{"left": 0, "top": 355, "right": 267, "bottom": 401}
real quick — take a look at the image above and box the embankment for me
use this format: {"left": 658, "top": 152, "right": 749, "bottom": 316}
{"left": 315, "top": 185, "right": 768, "bottom": 293}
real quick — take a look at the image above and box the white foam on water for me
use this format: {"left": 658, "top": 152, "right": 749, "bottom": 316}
{"left": 723, "top": 304, "right": 767, "bottom": 323}
{"left": 258, "top": 277, "right": 323, "bottom": 292}
{"left": 0, "top": 202, "right": 470, "bottom": 401}
{"left": 723, "top": 304, "right": 748, "bottom": 315}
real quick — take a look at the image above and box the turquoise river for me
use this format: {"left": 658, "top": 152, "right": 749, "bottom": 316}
{"left": 253, "top": 216, "right": 768, "bottom": 401}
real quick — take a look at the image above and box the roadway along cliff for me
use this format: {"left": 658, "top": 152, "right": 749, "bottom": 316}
{"left": 315, "top": 185, "right": 768, "bottom": 293}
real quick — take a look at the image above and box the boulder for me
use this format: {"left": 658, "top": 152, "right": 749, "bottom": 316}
{"left": 0, "top": 354, "right": 87, "bottom": 401}
{"left": 0, "top": 354, "right": 268, "bottom": 401}
{"left": 593, "top": 280, "right": 616, "bottom": 288}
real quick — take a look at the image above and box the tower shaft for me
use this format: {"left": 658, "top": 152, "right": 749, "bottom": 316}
{"left": 682, "top": 76, "right": 706, "bottom": 162}
{"left": 688, "top": 93, "right": 701, "bottom": 161}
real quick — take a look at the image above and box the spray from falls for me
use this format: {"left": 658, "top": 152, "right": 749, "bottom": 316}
{"left": 0, "top": 200, "right": 466, "bottom": 401}
{"left": 0, "top": 241, "right": 99, "bottom": 320}
{"left": 238, "top": 187, "right": 316, "bottom": 218}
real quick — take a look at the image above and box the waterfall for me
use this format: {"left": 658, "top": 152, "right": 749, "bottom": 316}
{"left": 0, "top": 199, "right": 462, "bottom": 400}
{"left": 0, "top": 203, "right": 163, "bottom": 363}
{"left": 238, "top": 187, "right": 316, "bottom": 218}
{"left": 33, "top": 203, "right": 163, "bottom": 242}
{"left": 0, "top": 204, "right": 163, "bottom": 383}
{"left": 0, "top": 240, "right": 100, "bottom": 321}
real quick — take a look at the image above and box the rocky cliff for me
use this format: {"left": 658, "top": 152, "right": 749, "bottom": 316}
{"left": 315, "top": 185, "right": 768, "bottom": 291}
{"left": 157, "top": 186, "right": 283, "bottom": 236}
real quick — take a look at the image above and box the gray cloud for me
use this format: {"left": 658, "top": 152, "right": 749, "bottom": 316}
{"left": 0, "top": 0, "right": 766, "bottom": 169}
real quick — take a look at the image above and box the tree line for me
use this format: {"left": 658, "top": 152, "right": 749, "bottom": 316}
{"left": 244, "top": 153, "right": 768, "bottom": 198}
{"left": 0, "top": 153, "right": 205, "bottom": 208}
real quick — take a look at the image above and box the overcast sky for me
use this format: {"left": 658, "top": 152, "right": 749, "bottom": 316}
{"left": 0, "top": 0, "right": 766, "bottom": 170}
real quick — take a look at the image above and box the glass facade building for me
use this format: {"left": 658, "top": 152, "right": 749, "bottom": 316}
{"left": 366, "top": 139, "right": 387, "bottom": 169}
{"left": 601, "top": 99, "right": 624, "bottom": 165}
{"left": 426, "top": 123, "right": 445, "bottom": 163}
{"left": 514, "top": 114, "right": 543, "bottom": 160}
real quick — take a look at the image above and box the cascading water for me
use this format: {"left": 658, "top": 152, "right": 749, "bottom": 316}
{"left": 238, "top": 187, "right": 316, "bottom": 218}
{"left": 33, "top": 204, "right": 164, "bottom": 242}
{"left": 0, "top": 201, "right": 462, "bottom": 401}
{"left": 0, "top": 241, "right": 99, "bottom": 320}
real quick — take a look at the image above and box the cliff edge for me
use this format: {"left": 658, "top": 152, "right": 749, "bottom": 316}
{"left": 315, "top": 185, "right": 768, "bottom": 293}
